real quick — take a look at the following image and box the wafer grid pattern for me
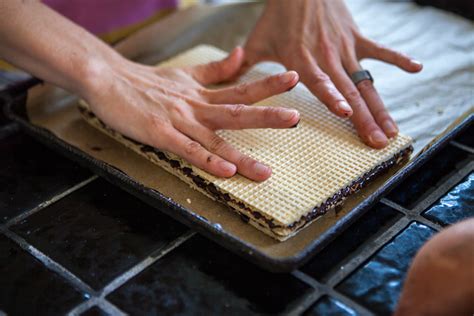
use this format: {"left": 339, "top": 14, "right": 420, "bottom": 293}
{"left": 160, "top": 45, "right": 412, "bottom": 226}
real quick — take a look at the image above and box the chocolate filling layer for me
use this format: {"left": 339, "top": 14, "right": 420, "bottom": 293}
{"left": 79, "top": 105, "right": 412, "bottom": 235}
{"left": 141, "top": 143, "right": 412, "bottom": 232}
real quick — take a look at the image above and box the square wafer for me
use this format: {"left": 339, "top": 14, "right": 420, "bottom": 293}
{"left": 78, "top": 45, "right": 412, "bottom": 241}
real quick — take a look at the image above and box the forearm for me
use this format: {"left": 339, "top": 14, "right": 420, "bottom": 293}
{"left": 0, "top": 0, "right": 122, "bottom": 96}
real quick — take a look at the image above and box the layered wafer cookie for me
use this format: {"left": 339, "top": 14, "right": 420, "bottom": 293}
{"left": 78, "top": 45, "right": 413, "bottom": 241}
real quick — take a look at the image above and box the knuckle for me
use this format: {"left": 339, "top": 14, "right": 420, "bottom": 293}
{"left": 170, "top": 102, "right": 188, "bottom": 118}
{"left": 320, "top": 41, "right": 336, "bottom": 61}
{"left": 149, "top": 126, "right": 175, "bottom": 150}
{"left": 359, "top": 119, "right": 379, "bottom": 134}
{"left": 237, "top": 155, "right": 255, "bottom": 168}
{"left": 184, "top": 140, "right": 202, "bottom": 155}
{"left": 227, "top": 104, "right": 245, "bottom": 117}
{"left": 262, "top": 106, "right": 278, "bottom": 120}
{"left": 234, "top": 83, "right": 248, "bottom": 95}
{"left": 345, "top": 89, "right": 362, "bottom": 103}
{"left": 148, "top": 114, "right": 170, "bottom": 135}
{"left": 313, "top": 71, "right": 331, "bottom": 84}
{"left": 265, "top": 75, "right": 275, "bottom": 86}
{"left": 385, "top": 48, "right": 406, "bottom": 64}
{"left": 208, "top": 135, "right": 226, "bottom": 153}
{"left": 197, "top": 87, "right": 212, "bottom": 99}
{"left": 311, "top": 73, "right": 333, "bottom": 90}
{"left": 372, "top": 108, "right": 390, "bottom": 121}
{"left": 282, "top": 43, "right": 309, "bottom": 68}
{"left": 341, "top": 37, "right": 355, "bottom": 54}
{"left": 149, "top": 114, "right": 165, "bottom": 129}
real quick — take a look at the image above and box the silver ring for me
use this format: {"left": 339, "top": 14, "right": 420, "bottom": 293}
{"left": 350, "top": 70, "right": 374, "bottom": 85}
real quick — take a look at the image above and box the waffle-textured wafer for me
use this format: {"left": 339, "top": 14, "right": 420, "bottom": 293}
{"left": 78, "top": 45, "right": 413, "bottom": 241}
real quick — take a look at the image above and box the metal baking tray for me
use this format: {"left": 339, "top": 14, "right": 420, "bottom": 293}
{"left": 3, "top": 3, "right": 473, "bottom": 272}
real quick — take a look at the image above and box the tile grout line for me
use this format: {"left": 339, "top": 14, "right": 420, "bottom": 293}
{"left": 382, "top": 160, "right": 473, "bottom": 219}
{"left": 2, "top": 138, "right": 469, "bottom": 316}
{"left": 284, "top": 289, "right": 321, "bottom": 316}
{"left": 292, "top": 270, "right": 375, "bottom": 316}
{"left": 380, "top": 198, "right": 411, "bottom": 214}
{"left": 67, "top": 230, "right": 196, "bottom": 315}
{"left": 100, "top": 230, "right": 196, "bottom": 297}
{"left": 3, "top": 175, "right": 98, "bottom": 228}
{"left": 67, "top": 297, "right": 127, "bottom": 316}
{"left": 1, "top": 173, "right": 190, "bottom": 316}
{"left": 450, "top": 140, "right": 474, "bottom": 155}
{"left": 412, "top": 161, "right": 473, "bottom": 215}
{"left": 66, "top": 297, "right": 100, "bottom": 316}
{"left": 98, "top": 299, "right": 128, "bottom": 316}
{"left": 0, "top": 228, "right": 96, "bottom": 296}
{"left": 286, "top": 270, "right": 325, "bottom": 316}
{"left": 324, "top": 217, "right": 411, "bottom": 288}
{"left": 381, "top": 199, "right": 443, "bottom": 231}
{"left": 413, "top": 215, "right": 444, "bottom": 231}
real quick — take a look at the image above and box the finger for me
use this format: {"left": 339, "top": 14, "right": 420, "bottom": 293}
{"left": 190, "top": 46, "right": 244, "bottom": 85}
{"left": 343, "top": 56, "right": 398, "bottom": 140}
{"left": 326, "top": 62, "right": 388, "bottom": 148}
{"left": 163, "top": 127, "right": 237, "bottom": 178}
{"left": 297, "top": 57, "right": 353, "bottom": 118}
{"left": 356, "top": 80, "right": 399, "bottom": 138}
{"left": 197, "top": 103, "right": 300, "bottom": 130}
{"left": 359, "top": 39, "right": 423, "bottom": 73}
{"left": 189, "top": 127, "right": 272, "bottom": 182}
{"left": 205, "top": 71, "right": 299, "bottom": 104}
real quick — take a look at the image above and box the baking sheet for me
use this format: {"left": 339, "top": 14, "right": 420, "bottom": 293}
{"left": 11, "top": 1, "right": 474, "bottom": 270}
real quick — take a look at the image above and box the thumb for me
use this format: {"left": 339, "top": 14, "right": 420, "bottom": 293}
{"left": 190, "top": 46, "right": 244, "bottom": 85}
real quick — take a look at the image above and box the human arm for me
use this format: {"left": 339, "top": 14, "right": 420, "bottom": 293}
{"left": 0, "top": 0, "right": 301, "bottom": 181}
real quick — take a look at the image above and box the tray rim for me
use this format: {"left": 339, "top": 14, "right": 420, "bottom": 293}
{"left": 4, "top": 89, "right": 473, "bottom": 272}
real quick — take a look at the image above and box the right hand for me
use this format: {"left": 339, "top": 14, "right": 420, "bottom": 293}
{"left": 242, "top": 0, "right": 423, "bottom": 148}
{"left": 83, "top": 47, "right": 300, "bottom": 182}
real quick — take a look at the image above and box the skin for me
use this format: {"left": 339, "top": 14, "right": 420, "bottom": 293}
{"left": 395, "top": 219, "right": 474, "bottom": 316}
{"left": 0, "top": 0, "right": 299, "bottom": 182}
{"left": 243, "top": 0, "right": 423, "bottom": 148}
{"left": 0, "top": 0, "right": 423, "bottom": 181}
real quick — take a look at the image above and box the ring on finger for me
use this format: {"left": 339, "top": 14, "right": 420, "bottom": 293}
{"left": 350, "top": 69, "right": 374, "bottom": 85}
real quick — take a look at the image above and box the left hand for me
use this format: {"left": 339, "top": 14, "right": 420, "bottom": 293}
{"left": 243, "top": 0, "right": 423, "bottom": 148}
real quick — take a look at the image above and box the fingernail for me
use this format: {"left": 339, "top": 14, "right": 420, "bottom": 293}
{"left": 383, "top": 120, "right": 398, "bottom": 137}
{"left": 291, "top": 119, "right": 301, "bottom": 128}
{"left": 411, "top": 59, "right": 422, "bottom": 66}
{"left": 337, "top": 101, "right": 352, "bottom": 115}
{"left": 254, "top": 162, "right": 271, "bottom": 177}
{"left": 219, "top": 161, "right": 236, "bottom": 174}
{"left": 279, "top": 109, "right": 299, "bottom": 121}
{"left": 369, "top": 130, "right": 388, "bottom": 145}
{"left": 281, "top": 71, "right": 298, "bottom": 84}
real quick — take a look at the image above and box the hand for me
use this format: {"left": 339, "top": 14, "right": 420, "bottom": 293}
{"left": 83, "top": 47, "right": 300, "bottom": 181}
{"left": 243, "top": 0, "right": 423, "bottom": 148}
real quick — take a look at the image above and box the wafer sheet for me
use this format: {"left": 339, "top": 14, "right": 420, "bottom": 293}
{"left": 80, "top": 45, "right": 413, "bottom": 240}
